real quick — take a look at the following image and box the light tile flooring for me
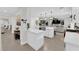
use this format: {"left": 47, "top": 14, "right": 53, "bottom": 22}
{"left": 1, "top": 29, "right": 64, "bottom": 51}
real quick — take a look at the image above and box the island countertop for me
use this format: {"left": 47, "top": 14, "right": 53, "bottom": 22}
{"left": 66, "top": 28, "right": 79, "bottom": 32}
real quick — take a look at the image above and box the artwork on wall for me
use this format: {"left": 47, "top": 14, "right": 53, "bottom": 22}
{"left": 52, "top": 18, "right": 60, "bottom": 24}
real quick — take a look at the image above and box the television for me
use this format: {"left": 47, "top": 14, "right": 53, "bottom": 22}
{"left": 52, "top": 19, "right": 60, "bottom": 24}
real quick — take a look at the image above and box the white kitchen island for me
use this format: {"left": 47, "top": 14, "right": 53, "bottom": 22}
{"left": 45, "top": 27, "right": 54, "bottom": 38}
{"left": 64, "top": 31, "right": 79, "bottom": 51}
{"left": 27, "top": 29, "right": 45, "bottom": 50}
{"left": 20, "top": 28, "right": 45, "bottom": 50}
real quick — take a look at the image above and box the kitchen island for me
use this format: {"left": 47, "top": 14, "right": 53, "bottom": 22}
{"left": 64, "top": 28, "right": 79, "bottom": 51}
{"left": 20, "top": 28, "right": 45, "bottom": 51}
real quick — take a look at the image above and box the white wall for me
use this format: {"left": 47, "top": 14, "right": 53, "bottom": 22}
{"left": 1, "top": 7, "right": 79, "bottom": 31}
{"left": 26, "top": 7, "right": 79, "bottom": 28}
{"left": 25, "top": 7, "right": 71, "bottom": 28}
{"left": 12, "top": 7, "right": 73, "bottom": 29}
{"left": 73, "top": 7, "right": 79, "bottom": 23}
{"left": 9, "top": 16, "right": 16, "bottom": 33}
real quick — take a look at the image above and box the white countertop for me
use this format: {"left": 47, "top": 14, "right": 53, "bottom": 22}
{"left": 28, "top": 28, "right": 44, "bottom": 34}
{"left": 46, "top": 27, "right": 54, "bottom": 30}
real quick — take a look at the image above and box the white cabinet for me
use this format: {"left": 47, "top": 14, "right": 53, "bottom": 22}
{"left": 64, "top": 32, "right": 79, "bottom": 51}
{"left": 20, "top": 28, "right": 45, "bottom": 50}
{"left": 20, "top": 21, "right": 27, "bottom": 45}
{"left": 27, "top": 29, "right": 45, "bottom": 50}
{"left": 65, "top": 43, "right": 79, "bottom": 51}
{"left": 45, "top": 27, "right": 54, "bottom": 38}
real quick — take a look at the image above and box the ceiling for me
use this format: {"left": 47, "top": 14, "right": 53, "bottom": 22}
{"left": 0, "top": 7, "right": 21, "bottom": 17}
{"left": 0, "top": 7, "right": 78, "bottom": 19}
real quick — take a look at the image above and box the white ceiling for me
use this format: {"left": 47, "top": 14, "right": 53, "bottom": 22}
{"left": 0, "top": 7, "right": 78, "bottom": 20}
{"left": 0, "top": 7, "right": 72, "bottom": 16}
{"left": 0, "top": 7, "right": 21, "bottom": 17}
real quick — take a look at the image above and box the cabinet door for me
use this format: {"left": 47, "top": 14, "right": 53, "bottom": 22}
{"left": 45, "top": 29, "right": 54, "bottom": 38}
